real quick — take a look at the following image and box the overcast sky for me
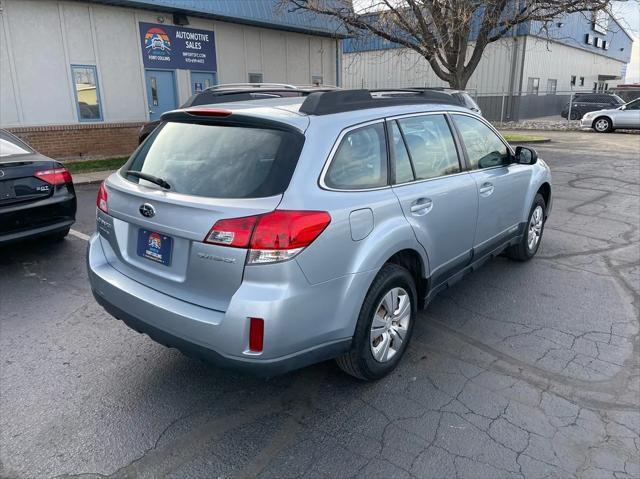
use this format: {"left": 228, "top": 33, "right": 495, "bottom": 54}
{"left": 612, "top": 1, "right": 639, "bottom": 35}
{"left": 613, "top": 1, "right": 639, "bottom": 82}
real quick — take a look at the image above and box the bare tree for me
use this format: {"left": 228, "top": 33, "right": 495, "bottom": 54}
{"left": 282, "top": 0, "right": 614, "bottom": 89}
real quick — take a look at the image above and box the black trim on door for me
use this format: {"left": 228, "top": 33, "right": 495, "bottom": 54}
{"left": 445, "top": 112, "right": 471, "bottom": 171}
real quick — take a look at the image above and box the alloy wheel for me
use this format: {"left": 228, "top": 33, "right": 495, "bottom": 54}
{"left": 370, "top": 287, "right": 411, "bottom": 363}
{"left": 527, "top": 205, "right": 544, "bottom": 251}
{"left": 594, "top": 118, "right": 609, "bottom": 132}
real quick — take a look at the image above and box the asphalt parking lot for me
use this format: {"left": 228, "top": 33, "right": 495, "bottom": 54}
{"left": 1, "top": 130, "right": 639, "bottom": 479}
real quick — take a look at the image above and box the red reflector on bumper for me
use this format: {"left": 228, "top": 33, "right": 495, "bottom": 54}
{"left": 249, "top": 318, "right": 264, "bottom": 352}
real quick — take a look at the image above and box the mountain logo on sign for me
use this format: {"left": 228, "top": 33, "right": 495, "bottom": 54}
{"left": 148, "top": 232, "right": 162, "bottom": 251}
{"left": 144, "top": 27, "right": 172, "bottom": 56}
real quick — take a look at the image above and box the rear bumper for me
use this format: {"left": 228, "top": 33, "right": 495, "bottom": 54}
{"left": 92, "top": 293, "right": 350, "bottom": 376}
{"left": 87, "top": 233, "right": 367, "bottom": 376}
{"left": 0, "top": 219, "right": 74, "bottom": 245}
{"left": 0, "top": 193, "right": 76, "bottom": 245}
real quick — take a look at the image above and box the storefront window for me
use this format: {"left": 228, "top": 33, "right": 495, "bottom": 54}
{"left": 71, "top": 65, "right": 102, "bottom": 121}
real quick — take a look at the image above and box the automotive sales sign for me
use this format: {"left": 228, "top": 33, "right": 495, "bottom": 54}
{"left": 139, "top": 22, "right": 217, "bottom": 71}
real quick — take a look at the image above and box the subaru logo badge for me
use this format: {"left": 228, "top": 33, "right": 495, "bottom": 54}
{"left": 139, "top": 203, "right": 155, "bottom": 218}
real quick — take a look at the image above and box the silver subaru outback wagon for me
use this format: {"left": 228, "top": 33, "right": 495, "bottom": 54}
{"left": 88, "top": 90, "right": 552, "bottom": 380}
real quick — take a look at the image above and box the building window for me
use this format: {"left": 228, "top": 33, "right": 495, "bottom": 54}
{"left": 593, "top": 82, "right": 599, "bottom": 92}
{"left": 547, "top": 79, "right": 557, "bottom": 95}
{"left": 603, "top": 40, "right": 609, "bottom": 50}
{"left": 71, "top": 65, "right": 102, "bottom": 122}
{"left": 585, "top": 34, "right": 594, "bottom": 45}
{"left": 580, "top": 77, "right": 585, "bottom": 87}
{"left": 595, "top": 37, "right": 603, "bottom": 48}
{"left": 527, "top": 77, "right": 540, "bottom": 95}
{"left": 248, "top": 73, "right": 263, "bottom": 83}
{"left": 570, "top": 75, "right": 576, "bottom": 86}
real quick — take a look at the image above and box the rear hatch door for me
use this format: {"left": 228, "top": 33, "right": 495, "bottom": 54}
{"left": 99, "top": 117, "right": 304, "bottom": 312}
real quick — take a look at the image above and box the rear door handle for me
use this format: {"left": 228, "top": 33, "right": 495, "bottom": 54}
{"left": 479, "top": 182, "right": 494, "bottom": 197}
{"left": 410, "top": 198, "right": 433, "bottom": 215}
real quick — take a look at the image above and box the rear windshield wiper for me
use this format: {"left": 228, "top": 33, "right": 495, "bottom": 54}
{"left": 125, "top": 171, "right": 171, "bottom": 190}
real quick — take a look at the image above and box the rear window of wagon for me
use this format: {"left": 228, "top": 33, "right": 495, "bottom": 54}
{"left": 122, "top": 121, "right": 304, "bottom": 199}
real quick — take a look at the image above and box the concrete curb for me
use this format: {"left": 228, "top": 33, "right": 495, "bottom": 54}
{"left": 72, "top": 170, "right": 113, "bottom": 185}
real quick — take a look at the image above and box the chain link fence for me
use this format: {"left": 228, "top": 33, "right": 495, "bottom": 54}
{"left": 473, "top": 88, "right": 640, "bottom": 123}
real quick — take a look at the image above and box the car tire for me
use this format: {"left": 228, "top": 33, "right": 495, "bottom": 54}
{"left": 569, "top": 111, "right": 580, "bottom": 120}
{"left": 593, "top": 116, "right": 613, "bottom": 133}
{"left": 336, "top": 263, "right": 417, "bottom": 381}
{"left": 507, "top": 193, "right": 546, "bottom": 262}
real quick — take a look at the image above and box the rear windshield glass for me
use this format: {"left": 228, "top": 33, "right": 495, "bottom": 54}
{"left": 122, "top": 122, "right": 303, "bottom": 198}
{"left": 0, "top": 131, "right": 33, "bottom": 157}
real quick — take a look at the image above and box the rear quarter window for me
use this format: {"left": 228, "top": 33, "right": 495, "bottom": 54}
{"left": 324, "top": 123, "right": 388, "bottom": 190}
{"left": 122, "top": 122, "right": 303, "bottom": 199}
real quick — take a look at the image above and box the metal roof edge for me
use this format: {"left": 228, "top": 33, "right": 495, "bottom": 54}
{"left": 83, "top": 0, "right": 348, "bottom": 38}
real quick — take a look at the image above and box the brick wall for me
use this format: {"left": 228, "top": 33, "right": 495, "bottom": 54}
{"left": 7, "top": 122, "right": 146, "bottom": 160}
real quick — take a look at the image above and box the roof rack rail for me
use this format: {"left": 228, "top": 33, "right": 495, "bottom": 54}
{"left": 299, "top": 89, "right": 459, "bottom": 115}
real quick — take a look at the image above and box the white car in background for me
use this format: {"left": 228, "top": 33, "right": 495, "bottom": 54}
{"left": 581, "top": 98, "right": 640, "bottom": 133}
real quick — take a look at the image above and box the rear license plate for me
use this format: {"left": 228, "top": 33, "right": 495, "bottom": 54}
{"left": 137, "top": 229, "right": 173, "bottom": 266}
{"left": 0, "top": 180, "right": 16, "bottom": 201}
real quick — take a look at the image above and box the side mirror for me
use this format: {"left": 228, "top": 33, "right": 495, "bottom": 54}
{"left": 619, "top": 105, "right": 626, "bottom": 110}
{"left": 515, "top": 146, "right": 538, "bottom": 165}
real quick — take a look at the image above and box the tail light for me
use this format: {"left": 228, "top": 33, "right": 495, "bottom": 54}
{"left": 204, "top": 210, "right": 331, "bottom": 264}
{"left": 35, "top": 167, "right": 72, "bottom": 185}
{"left": 96, "top": 181, "right": 108, "bottom": 213}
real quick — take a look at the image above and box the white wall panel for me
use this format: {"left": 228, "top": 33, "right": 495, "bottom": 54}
{"left": 261, "top": 30, "right": 287, "bottom": 83}
{"left": 343, "top": 37, "right": 625, "bottom": 95}
{"left": 286, "top": 33, "right": 310, "bottom": 85}
{"left": 4, "top": 0, "right": 75, "bottom": 125}
{"left": 309, "top": 37, "right": 323, "bottom": 80}
{"left": 342, "top": 39, "right": 514, "bottom": 94}
{"left": 61, "top": 3, "right": 95, "bottom": 64}
{"left": 322, "top": 38, "right": 337, "bottom": 85}
{"left": 522, "top": 37, "right": 626, "bottom": 92}
{"left": 215, "top": 22, "right": 246, "bottom": 84}
{"left": 244, "top": 28, "right": 262, "bottom": 75}
{"left": 0, "top": 16, "right": 20, "bottom": 125}
{"left": 91, "top": 5, "right": 146, "bottom": 121}
{"left": 176, "top": 69, "right": 191, "bottom": 105}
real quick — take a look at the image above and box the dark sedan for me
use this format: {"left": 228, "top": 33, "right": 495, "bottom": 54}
{"left": 0, "top": 129, "right": 76, "bottom": 245}
{"left": 561, "top": 93, "right": 624, "bottom": 120}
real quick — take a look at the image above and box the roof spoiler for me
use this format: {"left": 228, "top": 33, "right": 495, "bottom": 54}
{"left": 160, "top": 109, "right": 304, "bottom": 134}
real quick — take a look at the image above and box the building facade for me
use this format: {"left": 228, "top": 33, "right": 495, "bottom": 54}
{"left": 0, "top": 0, "right": 342, "bottom": 158}
{"left": 342, "top": 10, "right": 634, "bottom": 121}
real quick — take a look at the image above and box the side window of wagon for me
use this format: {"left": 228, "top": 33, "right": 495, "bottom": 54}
{"left": 452, "top": 114, "right": 510, "bottom": 170}
{"left": 395, "top": 114, "right": 461, "bottom": 180}
{"left": 324, "top": 122, "right": 388, "bottom": 189}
